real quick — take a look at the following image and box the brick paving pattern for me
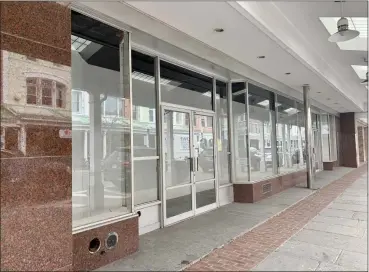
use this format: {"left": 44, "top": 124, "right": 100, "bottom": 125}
{"left": 184, "top": 165, "right": 367, "bottom": 271}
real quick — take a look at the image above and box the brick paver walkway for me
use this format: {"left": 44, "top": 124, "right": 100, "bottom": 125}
{"left": 184, "top": 165, "right": 367, "bottom": 271}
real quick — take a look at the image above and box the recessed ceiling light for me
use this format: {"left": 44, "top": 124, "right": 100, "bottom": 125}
{"left": 285, "top": 72, "right": 291, "bottom": 75}
{"left": 257, "top": 56, "right": 265, "bottom": 59}
{"left": 327, "top": 98, "right": 331, "bottom": 100}
{"left": 317, "top": 91, "right": 321, "bottom": 93}
{"left": 214, "top": 28, "right": 224, "bottom": 33}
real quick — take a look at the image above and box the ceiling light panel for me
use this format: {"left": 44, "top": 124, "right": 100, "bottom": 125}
{"left": 71, "top": 35, "right": 92, "bottom": 52}
{"left": 351, "top": 65, "right": 368, "bottom": 80}
{"left": 320, "top": 17, "right": 368, "bottom": 51}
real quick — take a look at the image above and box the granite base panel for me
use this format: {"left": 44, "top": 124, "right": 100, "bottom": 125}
{"left": 233, "top": 171, "right": 307, "bottom": 203}
{"left": 323, "top": 161, "right": 336, "bottom": 171}
{"left": 73, "top": 216, "right": 139, "bottom": 271}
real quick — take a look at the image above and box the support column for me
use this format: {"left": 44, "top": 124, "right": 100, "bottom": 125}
{"left": 303, "top": 85, "right": 314, "bottom": 189}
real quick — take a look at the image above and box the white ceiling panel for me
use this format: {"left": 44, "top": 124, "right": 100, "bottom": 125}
{"left": 126, "top": 1, "right": 367, "bottom": 112}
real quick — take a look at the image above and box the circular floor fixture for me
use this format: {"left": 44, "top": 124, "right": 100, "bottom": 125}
{"left": 214, "top": 28, "right": 224, "bottom": 33}
{"left": 329, "top": 2, "right": 359, "bottom": 42}
{"left": 257, "top": 56, "right": 265, "bottom": 59}
{"left": 105, "top": 232, "right": 119, "bottom": 250}
{"left": 89, "top": 238, "right": 101, "bottom": 254}
{"left": 285, "top": 72, "right": 291, "bottom": 75}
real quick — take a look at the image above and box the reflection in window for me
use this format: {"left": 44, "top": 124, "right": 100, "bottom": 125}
{"left": 132, "top": 105, "right": 140, "bottom": 121}
{"left": 131, "top": 51, "right": 158, "bottom": 205}
{"left": 296, "top": 102, "right": 306, "bottom": 168}
{"left": 276, "top": 95, "right": 300, "bottom": 173}
{"left": 329, "top": 115, "right": 337, "bottom": 161}
{"left": 201, "top": 117, "right": 206, "bottom": 127}
{"left": 160, "top": 60, "right": 213, "bottom": 110}
{"left": 72, "top": 91, "right": 82, "bottom": 113}
{"left": 56, "top": 82, "right": 66, "bottom": 108}
{"left": 26, "top": 78, "right": 37, "bottom": 105}
{"left": 216, "top": 81, "right": 230, "bottom": 185}
{"left": 149, "top": 109, "right": 154, "bottom": 122}
{"left": 321, "top": 114, "right": 330, "bottom": 161}
{"left": 26, "top": 77, "right": 66, "bottom": 108}
{"left": 104, "top": 97, "right": 118, "bottom": 116}
{"left": 248, "top": 83, "right": 276, "bottom": 181}
{"left": 231, "top": 82, "right": 249, "bottom": 182}
{"left": 71, "top": 11, "right": 131, "bottom": 227}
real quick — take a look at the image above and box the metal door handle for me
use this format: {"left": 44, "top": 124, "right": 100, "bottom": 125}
{"left": 189, "top": 157, "right": 194, "bottom": 172}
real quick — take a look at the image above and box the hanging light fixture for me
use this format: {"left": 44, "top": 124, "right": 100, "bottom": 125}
{"left": 328, "top": 1, "right": 360, "bottom": 42}
{"left": 361, "top": 72, "right": 368, "bottom": 85}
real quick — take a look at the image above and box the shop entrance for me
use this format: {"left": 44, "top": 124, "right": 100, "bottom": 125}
{"left": 162, "top": 105, "right": 217, "bottom": 226}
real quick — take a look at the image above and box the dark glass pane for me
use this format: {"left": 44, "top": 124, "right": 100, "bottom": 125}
{"left": 42, "top": 97, "right": 52, "bottom": 106}
{"left": 27, "top": 86, "right": 36, "bottom": 95}
{"left": 56, "top": 99, "right": 63, "bottom": 108}
{"left": 41, "top": 79, "right": 52, "bottom": 88}
{"left": 42, "top": 87, "right": 52, "bottom": 97}
{"left": 160, "top": 61, "right": 213, "bottom": 110}
{"left": 27, "top": 95, "right": 37, "bottom": 104}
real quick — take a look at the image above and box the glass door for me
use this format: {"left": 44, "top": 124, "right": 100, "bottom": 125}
{"left": 193, "top": 112, "right": 217, "bottom": 214}
{"left": 162, "top": 107, "right": 194, "bottom": 225}
{"left": 162, "top": 106, "right": 217, "bottom": 226}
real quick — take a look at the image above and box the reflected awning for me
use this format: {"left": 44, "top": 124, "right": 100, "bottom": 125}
{"left": 1, "top": 104, "right": 71, "bottom": 125}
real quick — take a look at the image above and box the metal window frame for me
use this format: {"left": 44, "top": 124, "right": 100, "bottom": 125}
{"left": 121, "top": 30, "right": 134, "bottom": 213}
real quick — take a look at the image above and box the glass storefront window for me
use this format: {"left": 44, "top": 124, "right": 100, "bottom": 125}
{"left": 296, "top": 102, "right": 306, "bottom": 168}
{"left": 248, "top": 83, "right": 277, "bottom": 181}
{"left": 321, "top": 114, "right": 330, "bottom": 161}
{"left": 71, "top": 12, "right": 132, "bottom": 228}
{"left": 329, "top": 115, "right": 337, "bottom": 161}
{"left": 276, "top": 95, "right": 300, "bottom": 174}
{"left": 132, "top": 51, "right": 159, "bottom": 205}
{"left": 216, "top": 81, "right": 230, "bottom": 185}
{"left": 231, "top": 82, "right": 248, "bottom": 182}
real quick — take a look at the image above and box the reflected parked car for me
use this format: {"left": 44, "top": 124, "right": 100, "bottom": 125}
{"left": 102, "top": 146, "right": 156, "bottom": 188}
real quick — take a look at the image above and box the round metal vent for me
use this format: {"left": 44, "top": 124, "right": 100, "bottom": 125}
{"left": 105, "top": 232, "right": 118, "bottom": 250}
{"left": 88, "top": 238, "right": 101, "bottom": 254}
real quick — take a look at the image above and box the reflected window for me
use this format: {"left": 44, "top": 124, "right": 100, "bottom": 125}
{"left": 104, "top": 97, "right": 118, "bottom": 116}
{"left": 149, "top": 109, "right": 154, "bottom": 122}
{"left": 26, "top": 77, "right": 66, "bottom": 108}
{"left": 26, "top": 78, "right": 37, "bottom": 105}
{"left": 72, "top": 90, "right": 84, "bottom": 113}
{"left": 132, "top": 105, "right": 140, "bottom": 121}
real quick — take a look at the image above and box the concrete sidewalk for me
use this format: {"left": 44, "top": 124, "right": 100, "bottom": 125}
{"left": 254, "top": 173, "right": 367, "bottom": 271}
{"left": 97, "top": 167, "right": 364, "bottom": 271}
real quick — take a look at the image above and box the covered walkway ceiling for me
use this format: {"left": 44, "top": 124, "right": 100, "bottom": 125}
{"left": 125, "top": 1, "right": 367, "bottom": 113}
